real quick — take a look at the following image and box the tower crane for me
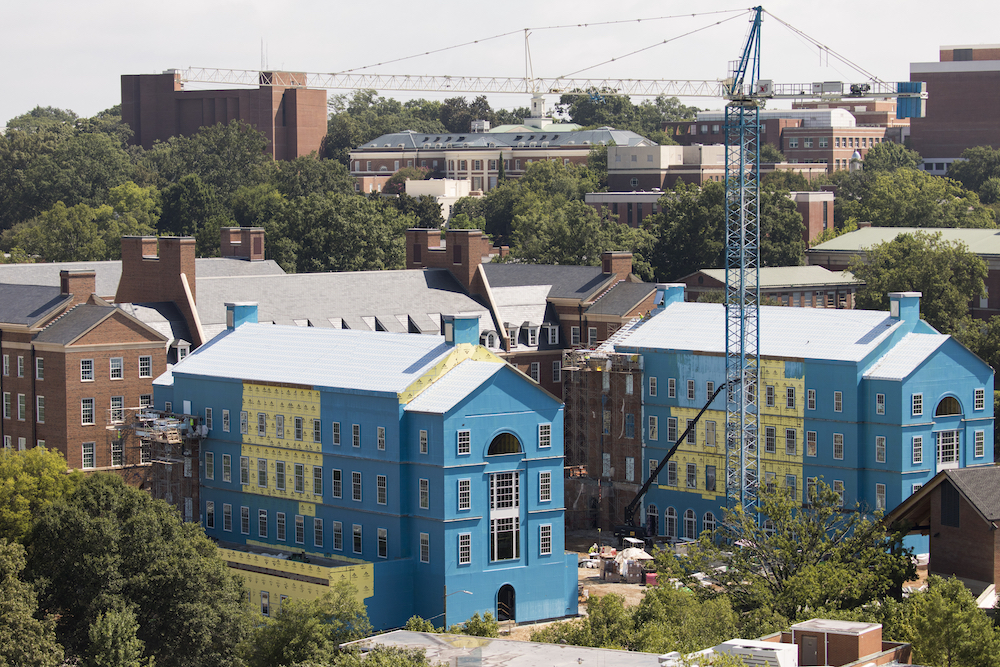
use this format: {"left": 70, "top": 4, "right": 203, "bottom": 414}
{"left": 179, "top": 6, "right": 927, "bottom": 530}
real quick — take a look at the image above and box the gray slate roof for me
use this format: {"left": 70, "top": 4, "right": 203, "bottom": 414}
{"left": 195, "top": 269, "right": 489, "bottom": 341}
{"left": 482, "top": 264, "right": 614, "bottom": 300}
{"left": 586, "top": 281, "right": 656, "bottom": 316}
{"left": 0, "top": 284, "right": 70, "bottom": 326}
{"left": 33, "top": 304, "right": 117, "bottom": 345}
{"left": 358, "top": 127, "right": 653, "bottom": 151}
{"left": 0, "top": 258, "right": 285, "bottom": 297}
{"left": 117, "top": 302, "right": 193, "bottom": 346}
{"left": 946, "top": 467, "right": 1000, "bottom": 522}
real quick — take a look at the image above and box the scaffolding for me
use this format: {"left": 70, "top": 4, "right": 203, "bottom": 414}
{"left": 562, "top": 344, "right": 644, "bottom": 532}
{"left": 108, "top": 407, "right": 205, "bottom": 522}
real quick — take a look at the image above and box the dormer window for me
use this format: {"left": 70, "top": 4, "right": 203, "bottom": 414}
{"left": 506, "top": 327, "right": 518, "bottom": 348}
{"left": 527, "top": 327, "right": 539, "bottom": 346}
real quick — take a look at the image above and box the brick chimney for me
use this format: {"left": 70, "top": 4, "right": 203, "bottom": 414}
{"left": 59, "top": 270, "right": 96, "bottom": 307}
{"left": 115, "top": 236, "right": 204, "bottom": 346}
{"left": 405, "top": 228, "right": 441, "bottom": 268}
{"left": 602, "top": 251, "right": 633, "bottom": 278}
{"left": 220, "top": 227, "right": 266, "bottom": 261}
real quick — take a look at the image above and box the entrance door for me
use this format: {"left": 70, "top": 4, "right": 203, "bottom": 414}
{"left": 497, "top": 584, "right": 515, "bottom": 622}
{"left": 802, "top": 635, "right": 818, "bottom": 666}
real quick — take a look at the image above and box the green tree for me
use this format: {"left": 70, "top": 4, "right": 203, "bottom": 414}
{"left": 685, "top": 481, "right": 914, "bottom": 635}
{"left": 0, "top": 539, "right": 64, "bottom": 667}
{"left": 158, "top": 173, "right": 234, "bottom": 256}
{"left": 331, "top": 645, "right": 441, "bottom": 667}
{"left": 246, "top": 580, "right": 372, "bottom": 667}
{"left": 324, "top": 91, "right": 446, "bottom": 166}
{"left": 277, "top": 192, "right": 413, "bottom": 273}
{"left": 848, "top": 231, "right": 987, "bottom": 334}
{"left": 270, "top": 155, "right": 355, "bottom": 198}
{"left": 762, "top": 169, "right": 810, "bottom": 192}
{"left": 0, "top": 447, "right": 81, "bottom": 544}
{"left": 5, "top": 106, "right": 78, "bottom": 133}
{"left": 587, "top": 143, "right": 610, "bottom": 190}
{"left": 863, "top": 141, "right": 923, "bottom": 171}
{"left": 383, "top": 166, "right": 431, "bottom": 196}
{"left": 759, "top": 143, "right": 786, "bottom": 164}
{"left": 26, "top": 474, "right": 252, "bottom": 667}
{"left": 632, "top": 586, "right": 738, "bottom": 655}
{"left": 953, "top": 315, "right": 1000, "bottom": 373}
{"left": 948, "top": 146, "right": 1000, "bottom": 194}
{"left": 911, "top": 576, "right": 1000, "bottom": 667}
{"left": 448, "top": 611, "right": 499, "bottom": 637}
{"left": 393, "top": 193, "right": 444, "bottom": 228}
{"left": 86, "top": 607, "right": 151, "bottom": 667}
{"left": 404, "top": 615, "right": 438, "bottom": 633}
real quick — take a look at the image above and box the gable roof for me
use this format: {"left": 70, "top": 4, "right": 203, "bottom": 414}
{"left": 404, "top": 360, "right": 505, "bottom": 414}
{"left": 863, "top": 332, "right": 950, "bottom": 381}
{"left": 356, "top": 127, "right": 654, "bottom": 151}
{"left": 172, "top": 323, "right": 457, "bottom": 395}
{"left": 0, "top": 258, "right": 285, "bottom": 297}
{"left": 194, "top": 269, "right": 489, "bottom": 341}
{"left": 617, "top": 301, "right": 903, "bottom": 362}
{"left": 887, "top": 467, "right": 1000, "bottom": 530}
{"left": 586, "top": 281, "right": 656, "bottom": 317}
{"left": 0, "top": 284, "right": 71, "bottom": 326}
{"left": 32, "top": 303, "right": 168, "bottom": 346}
{"left": 116, "top": 302, "right": 193, "bottom": 346}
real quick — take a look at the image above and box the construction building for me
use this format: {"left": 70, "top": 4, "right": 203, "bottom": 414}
{"left": 120, "top": 71, "right": 327, "bottom": 160}
{"left": 154, "top": 305, "right": 577, "bottom": 629}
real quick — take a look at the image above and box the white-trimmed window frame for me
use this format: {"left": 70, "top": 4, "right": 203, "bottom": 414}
{"left": 539, "top": 524, "right": 552, "bottom": 555}
{"left": 876, "top": 393, "right": 885, "bottom": 415}
{"left": 539, "top": 470, "right": 552, "bottom": 502}
{"left": 458, "top": 478, "right": 471, "bottom": 510}
{"left": 456, "top": 429, "right": 469, "bottom": 455}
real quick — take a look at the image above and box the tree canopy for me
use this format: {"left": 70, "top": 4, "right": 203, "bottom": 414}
{"left": 848, "top": 231, "right": 987, "bottom": 334}
{"left": 556, "top": 91, "right": 698, "bottom": 142}
{"left": 0, "top": 447, "right": 81, "bottom": 544}
{"left": 0, "top": 538, "right": 64, "bottom": 667}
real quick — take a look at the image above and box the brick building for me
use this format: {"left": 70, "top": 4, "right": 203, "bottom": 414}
{"left": 121, "top": 71, "right": 327, "bottom": 160}
{"left": 0, "top": 272, "right": 168, "bottom": 472}
{"left": 679, "top": 266, "right": 859, "bottom": 308}
{"left": 910, "top": 45, "right": 1000, "bottom": 173}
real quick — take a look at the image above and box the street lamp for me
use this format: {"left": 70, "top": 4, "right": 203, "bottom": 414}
{"left": 442, "top": 586, "right": 473, "bottom": 627}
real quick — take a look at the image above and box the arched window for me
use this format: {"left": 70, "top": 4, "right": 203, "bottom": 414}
{"left": 487, "top": 433, "right": 522, "bottom": 455}
{"left": 684, "top": 509, "right": 696, "bottom": 539}
{"left": 703, "top": 512, "right": 716, "bottom": 535}
{"left": 646, "top": 504, "right": 659, "bottom": 537}
{"left": 935, "top": 396, "right": 962, "bottom": 417}
{"left": 665, "top": 507, "right": 677, "bottom": 540}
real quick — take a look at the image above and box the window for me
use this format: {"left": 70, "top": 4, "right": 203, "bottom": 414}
{"left": 833, "top": 481, "right": 844, "bottom": 506}
{"left": 665, "top": 507, "right": 677, "bottom": 539}
{"left": 1, "top": 393, "right": 7, "bottom": 419}
{"left": 975, "top": 430, "right": 985, "bottom": 458}
{"left": 834, "top": 391, "right": 842, "bottom": 412}
{"left": 419, "top": 532, "right": 429, "bottom": 562}
{"left": 206, "top": 501, "right": 215, "bottom": 529}
{"left": 875, "top": 483, "right": 886, "bottom": 511}
{"left": 667, "top": 377, "right": 675, "bottom": 398}
{"left": 294, "top": 417, "right": 303, "bottom": 440}
{"left": 332, "top": 421, "right": 340, "bottom": 445}
{"left": 875, "top": 393, "right": 886, "bottom": 415}
{"left": 352, "top": 424, "right": 360, "bottom": 448}
{"left": 785, "top": 428, "right": 797, "bottom": 455}
{"left": 459, "top": 533, "right": 471, "bottom": 564}
{"left": 588, "top": 327, "right": 597, "bottom": 345}
{"left": 332, "top": 469, "right": 342, "bottom": 498}
{"left": 652, "top": 377, "right": 661, "bottom": 397}
{"left": 239, "top": 411, "right": 248, "bottom": 435}
{"left": 260, "top": 591, "right": 269, "bottom": 617}
{"left": 455, "top": 478, "right": 472, "bottom": 511}
{"left": 16, "top": 394, "right": 24, "bottom": 421}
{"left": 222, "top": 409, "right": 230, "bottom": 432}
{"left": 257, "top": 458, "right": 267, "bottom": 487}
{"left": 110, "top": 357, "right": 123, "bottom": 380}
{"left": 333, "top": 521, "right": 342, "bottom": 550}
{"left": 15, "top": 356, "right": 22, "bottom": 378}
{"left": 648, "top": 416, "right": 658, "bottom": 440}
{"left": 833, "top": 433, "right": 844, "bottom": 460}
{"left": 788, "top": 138, "right": 798, "bottom": 149}
{"left": 529, "top": 362, "right": 539, "bottom": 382}
{"left": 552, "top": 360, "right": 562, "bottom": 383}
{"left": 352, "top": 471, "right": 362, "bottom": 501}
{"left": 765, "top": 385, "right": 775, "bottom": 407}
{"left": 376, "top": 474, "right": 387, "bottom": 505}
{"left": 81, "top": 398, "right": 95, "bottom": 425}
{"left": 205, "top": 407, "right": 213, "bottom": 430}
{"left": 82, "top": 442, "right": 95, "bottom": 469}
{"left": 527, "top": 328, "right": 538, "bottom": 346}
{"left": 315, "top": 420, "right": 323, "bottom": 444}
{"left": 571, "top": 326, "right": 580, "bottom": 345}
{"left": 912, "top": 436, "right": 923, "bottom": 464}
{"left": 807, "top": 389, "right": 816, "bottom": 410}
{"left": 257, "top": 413, "right": 266, "bottom": 437}
{"left": 35, "top": 357, "right": 44, "bottom": 380}
{"left": 259, "top": 509, "right": 268, "bottom": 538}
{"left": 539, "top": 471, "right": 552, "bottom": 502}
{"left": 240, "top": 506, "right": 250, "bottom": 535}
{"left": 667, "top": 417, "right": 677, "bottom": 442}
{"left": 625, "top": 414, "right": 635, "bottom": 438}
{"left": 687, "top": 379, "right": 695, "bottom": 400}
{"left": 223, "top": 454, "right": 232, "bottom": 482}
{"left": 819, "top": 137, "right": 828, "bottom": 148}
{"left": 975, "top": 388, "right": 986, "bottom": 411}
{"left": 295, "top": 516, "right": 305, "bottom": 544}
{"left": 205, "top": 452, "right": 215, "bottom": 480}
{"left": 140, "top": 394, "right": 152, "bottom": 409}
{"left": 912, "top": 393, "right": 923, "bottom": 416}
{"left": 314, "top": 518, "right": 324, "bottom": 548}
{"left": 765, "top": 427, "right": 776, "bottom": 453}
{"left": 240, "top": 456, "right": 250, "bottom": 485}
{"left": 138, "top": 355, "right": 151, "bottom": 378}
{"left": 603, "top": 410, "right": 611, "bottom": 435}
{"left": 313, "top": 466, "right": 323, "bottom": 496}
{"left": 706, "top": 381, "right": 715, "bottom": 401}
{"left": 378, "top": 528, "right": 387, "bottom": 558}
{"left": 419, "top": 479, "right": 429, "bottom": 509}
{"left": 538, "top": 423, "right": 552, "bottom": 449}
{"left": 667, "top": 462, "right": 678, "bottom": 486}
{"left": 548, "top": 326, "right": 559, "bottom": 345}
{"left": 876, "top": 436, "right": 886, "bottom": 463}
{"left": 686, "top": 419, "right": 696, "bottom": 444}
{"left": 81, "top": 359, "right": 93, "bottom": 382}
{"left": 686, "top": 463, "right": 697, "bottom": 489}
{"left": 539, "top": 524, "right": 552, "bottom": 555}
{"left": 35, "top": 396, "right": 44, "bottom": 424}
{"left": 786, "top": 387, "right": 795, "bottom": 409}
{"left": 912, "top": 483, "right": 923, "bottom": 495}
{"left": 376, "top": 426, "right": 385, "bottom": 450}
{"left": 1, "top": 355, "right": 6, "bottom": 376}
{"left": 223, "top": 504, "right": 232, "bottom": 532}
{"left": 807, "top": 431, "right": 817, "bottom": 457}
{"left": 294, "top": 463, "right": 304, "bottom": 493}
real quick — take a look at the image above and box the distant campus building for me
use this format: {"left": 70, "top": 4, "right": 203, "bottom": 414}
{"left": 154, "top": 306, "right": 577, "bottom": 628}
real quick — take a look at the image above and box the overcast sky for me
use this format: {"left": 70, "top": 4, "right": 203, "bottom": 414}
{"left": 2, "top": 0, "right": 994, "bottom": 128}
